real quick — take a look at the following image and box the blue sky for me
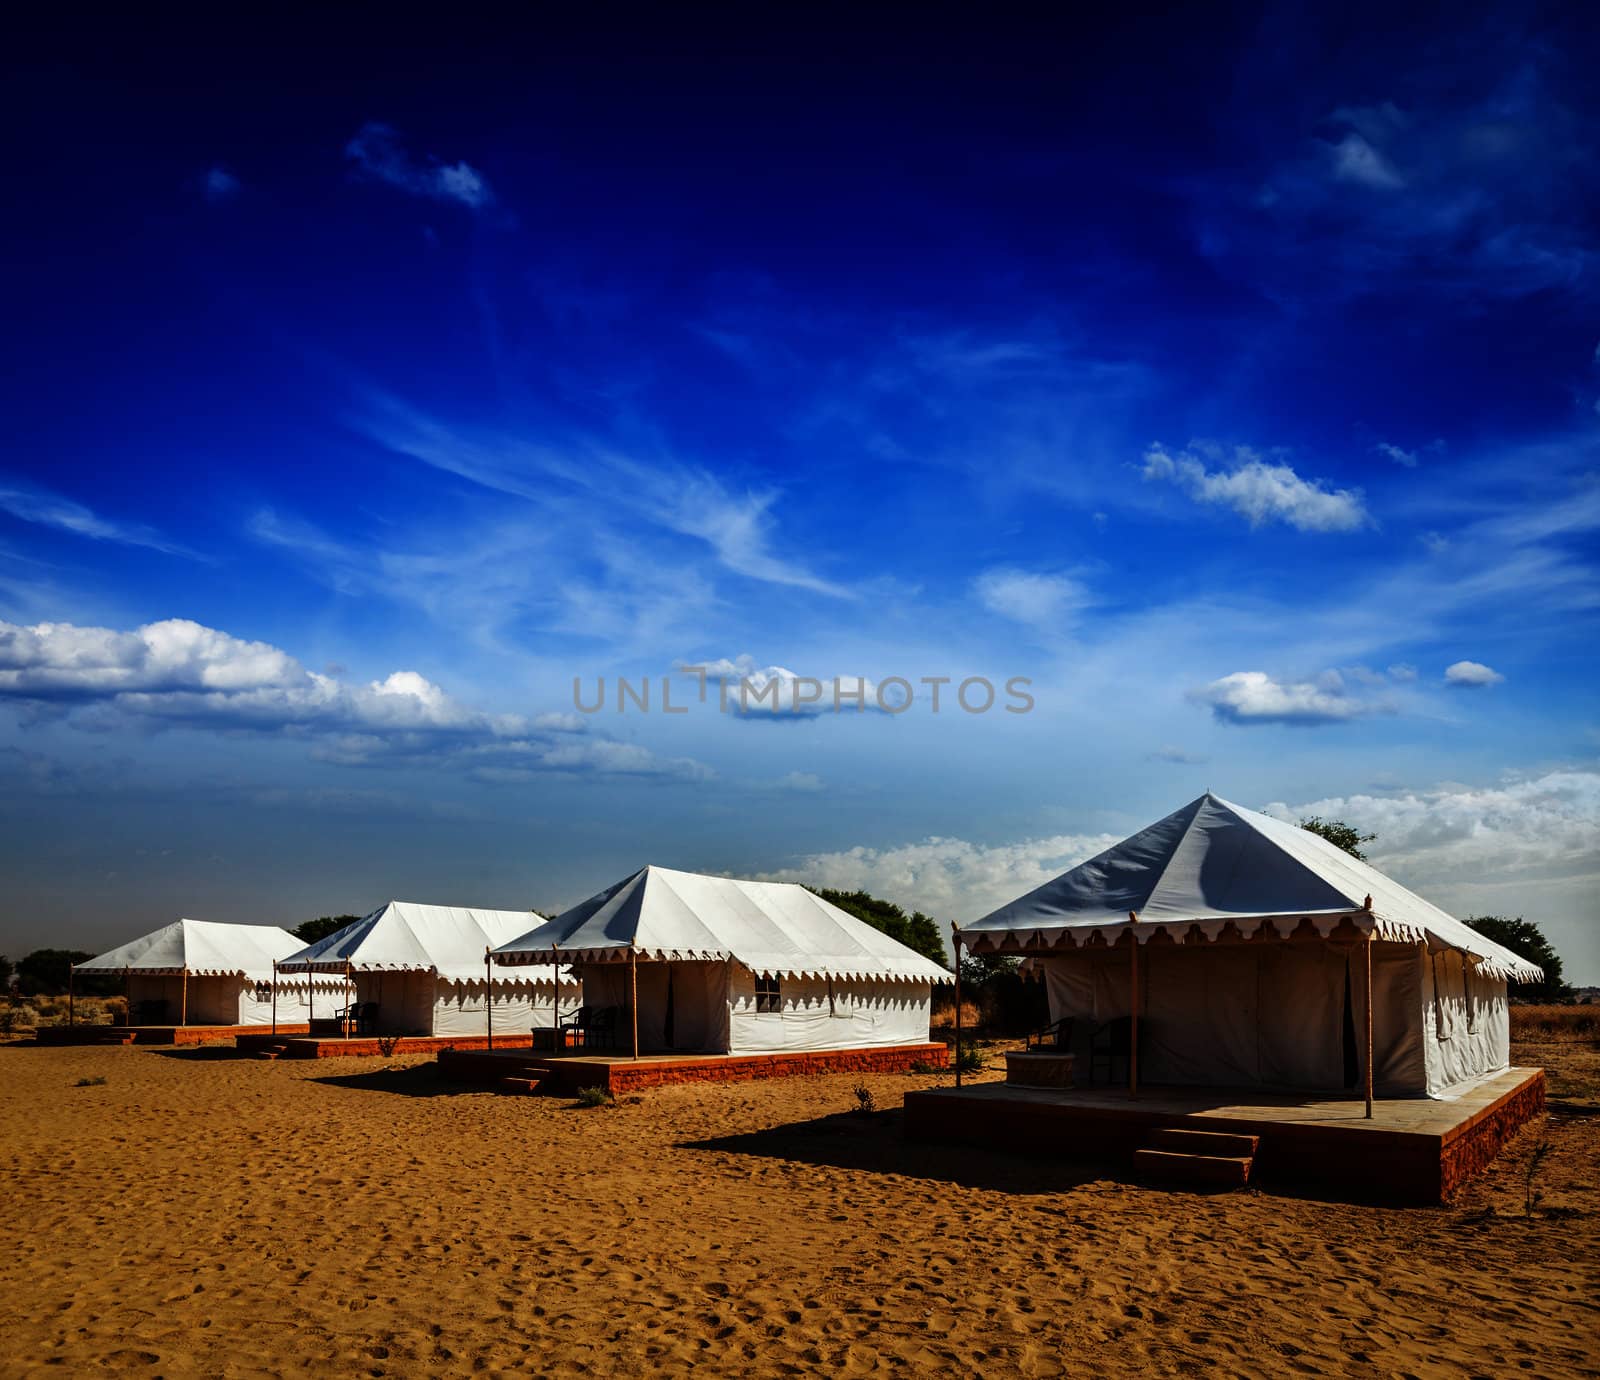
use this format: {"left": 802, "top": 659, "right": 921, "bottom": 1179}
{"left": 2, "top": 8, "right": 1597, "bottom": 978}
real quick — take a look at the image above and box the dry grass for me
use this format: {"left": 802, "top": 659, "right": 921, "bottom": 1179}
{"left": 929, "top": 999, "right": 982, "bottom": 1030}
{"left": 1510, "top": 1004, "right": 1600, "bottom": 1043}
{"left": 1, "top": 995, "right": 125, "bottom": 1030}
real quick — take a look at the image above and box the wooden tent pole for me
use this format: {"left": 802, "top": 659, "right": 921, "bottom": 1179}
{"left": 124, "top": 965, "right": 130, "bottom": 1028}
{"left": 629, "top": 947, "right": 640, "bottom": 1060}
{"left": 271, "top": 960, "right": 278, "bottom": 1035}
{"left": 951, "top": 924, "right": 962, "bottom": 1088}
{"left": 1364, "top": 930, "right": 1375, "bottom": 1120}
{"left": 345, "top": 960, "right": 353, "bottom": 1039}
{"left": 552, "top": 940, "right": 560, "bottom": 1048}
{"left": 1129, "top": 913, "right": 1139, "bottom": 1102}
{"left": 180, "top": 967, "right": 188, "bottom": 1027}
{"left": 485, "top": 947, "right": 494, "bottom": 1050}
{"left": 68, "top": 965, "right": 75, "bottom": 1027}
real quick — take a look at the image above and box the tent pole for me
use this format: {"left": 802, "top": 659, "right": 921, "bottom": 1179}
{"left": 180, "top": 967, "right": 188, "bottom": 1027}
{"left": 1129, "top": 913, "right": 1139, "bottom": 1102}
{"left": 952, "top": 924, "right": 962, "bottom": 1088}
{"left": 271, "top": 960, "right": 277, "bottom": 1035}
{"left": 68, "top": 966, "right": 75, "bottom": 1027}
{"left": 345, "top": 961, "right": 353, "bottom": 1039}
{"left": 124, "top": 965, "right": 130, "bottom": 1028}
{"left": 485, "top": 947, "right": 493, "bottom": 1050}
{"left": 552, "top": 940, "right": 560, "bottom": 1050}
{"left": 1364, "top": 930, "right": 1375, "bottom": 1120}
{"left": 630, "top": 947, "right": 640, "bottom": 1060}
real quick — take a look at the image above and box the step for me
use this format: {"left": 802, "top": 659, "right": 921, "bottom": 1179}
{"left": 497, "top": 1075, "right": 544, "bottom": 1095}
{"left": 1148, "top": 1127, "right": 1260, "bottom": 1158}
{"left": 1132, "top": 1148, "right": 1253, "bottom": 1187}
{"left": 255, "top": 1044, "right": 290, "bottom": 1061}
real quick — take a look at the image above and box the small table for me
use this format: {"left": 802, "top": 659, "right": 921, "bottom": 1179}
{"left": 1004, "top": 1051, "right": 1076, "bottom": 1089}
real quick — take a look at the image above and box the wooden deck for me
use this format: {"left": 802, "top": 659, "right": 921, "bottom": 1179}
{"left": 36, "top": 1023, "right": 311, "bottom": 1047}
{"left": 439, "top": 1042, "right": 949, "bottom": 1095}
{"left": 902, "top": 1067, "right": 1545, "bottom": 1204}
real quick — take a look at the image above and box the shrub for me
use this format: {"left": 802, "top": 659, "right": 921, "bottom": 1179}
{"left": 851, "top": 1083, "right": 877, "bottom": 1115}
{"left": 575, "top": 1085, "right": 614, "bottom": 1108}
{"left": 954, "top": 1039, "right": 987, "bottom": 1073}
{"left": 906, "top": 1059, "right": 939, "bottom": 1075}
{"left": 74, "top": 1076, "right": 108, "bottom": 1088}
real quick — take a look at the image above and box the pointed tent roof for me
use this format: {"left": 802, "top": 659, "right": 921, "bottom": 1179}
{"left": 277, "top": 901, "right": 569, "bottom": 982}
{"left": 492, "top": 866, "right": 952, "bottom": 983}
{"left": 74, "top": 919, "right": 303, "bottom": 978}
{"left": 962, "top": 793, "right": 1540, "bottom": 982}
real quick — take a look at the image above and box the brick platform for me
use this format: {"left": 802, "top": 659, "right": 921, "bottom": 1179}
{"left": 36, "top": 1023, "right": 311, "bottom": 1047}
{"left": 236, "top": 1031, "right": 541, "bottom": 1059}
{"left": 902, "top": 1066, "right": 1544, "bottom": 1205}
{"left": 439, "top": 1042, "right": 950, "bottom": 1096}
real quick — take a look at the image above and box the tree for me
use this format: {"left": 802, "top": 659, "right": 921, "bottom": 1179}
{"left": 1465, "top": 916, "right": 1572, "bottom": 1004}
{"left": 0, "top": 954, "right": 12, "bottom": 991}
{"left": 1300, "top": 816, "right": 1377, "bottom": 861}
{"left": 291, "top": 915, "right": 360, "bottom": 945}
{"left": 808, "top": 888, "right": 948, "bottom": 969}
{"left": 15, "top": 949, "right": 119, "bottom": 997}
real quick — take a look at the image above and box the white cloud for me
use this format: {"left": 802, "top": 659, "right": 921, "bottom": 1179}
{"left": 1148, "top": 745, "right": 1207, "bottom": 764}
{"left": 1188, "top": 669, "right": 1393, "bottom": 726}
{"left": 1445, "top": 659, "right": 1505, "bottom": 688}
{"left": 1329, "top": 132, "right": 1406, "bottom": 189}
{"left": 203, "top": 167, "right": 240, "bottom": 203}
{"left": 759, "top": 831, "right": 1121, "bottom": 924}
{"left": 0, "top": 477, "right": 196, "bottom": 557}
{"left": 344, "top": 123, "right": 494, "bottom": 210}
{"left": 975, "top": 568, "right": 1089, "bottom": 630}
{"left": 678, "top": 655, "right": 890, "bottom": 718}
{"left": 1376, "top": 441, "right": 1418, "bottom": 467}
{"left": 774, "top": 771, "right": 824, "bottom": 792}
{"left": 0, "top": 617, "right": 708, "bottom": 780}
{"left": 1261, "top": 771, "right": 1599, "bottom": 915}
{"left": 1142, "top": 444, "right": 1369, "bottom": 533}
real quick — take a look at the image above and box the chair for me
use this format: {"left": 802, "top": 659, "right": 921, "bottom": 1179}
{"left": 1088, "top": 1016, "right": 1134, "bottom": 1086}
{"left": 355, "top": 1002, "right": 379, "bottom": 1036}
{"left": 558, "top": 1004, "right": 620, "bottom": 1051}
{"left": 1025, "top": 1016, "right": 1074, "bottom": 1052}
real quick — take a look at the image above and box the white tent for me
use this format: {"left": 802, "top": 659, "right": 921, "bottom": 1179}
{"left": 962, "top": 793, "right": 1541, "bottom": 1100}
{"left": 73, "top": 919, "right": 338, "bottom": 1027}
{"left": 277, "top": 902, "right": 578, "bottom": 1037}
{"left": 492, "top": 866, "right": 951, "bottom": 1055}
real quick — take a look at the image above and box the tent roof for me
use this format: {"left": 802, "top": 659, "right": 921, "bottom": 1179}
{"left": 277, "top": 901, "right": 571, "bottom": 982}
{"left": 75, "top": 919, "right": 304, "bottom": 979}
{"left": 492, "top": 866, "right": 952, "bottom": 983}
{"left": 962, "top": 793, "right": 1541, "bottom": 983}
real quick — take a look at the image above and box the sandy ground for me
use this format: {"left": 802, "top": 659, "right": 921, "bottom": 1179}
{"left": 1, "top": 1038, "right": 1596, "bottom": 1378}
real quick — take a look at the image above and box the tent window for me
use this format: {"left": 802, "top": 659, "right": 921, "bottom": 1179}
{"left": 254, "top": 982, "right": 271, "bottom": 1003}
{"left": 1464, "top": 961, "right": 1478, "bottom": 1034}
{"left": 755, "top": 975, "right": 781, "bottom": 1014}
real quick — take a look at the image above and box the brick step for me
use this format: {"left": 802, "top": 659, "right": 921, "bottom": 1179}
{"left": 497, "top": 1075, "right": 544, "bottom": 1095}
{"left": 255, "top": 1044, "right": 290, "bottom": 1061}
{"left": 1133, "top": 1148, "right": 1253, "bottom": 1187}
{"left": 1148, "top": 1127, "right": 1260, "bottom": 1158}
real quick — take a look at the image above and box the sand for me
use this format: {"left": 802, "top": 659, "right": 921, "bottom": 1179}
{"left": 2, "top": 1038, "right": 1596, "bottom": 1378}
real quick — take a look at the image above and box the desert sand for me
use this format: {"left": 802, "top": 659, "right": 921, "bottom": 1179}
{"left": 2, "top": 1037, "right": 1596, "bottom": 1378}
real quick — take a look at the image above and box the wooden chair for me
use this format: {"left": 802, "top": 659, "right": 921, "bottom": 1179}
{"left": 1088, "top": 1016, "right": 1134, "bottom": 1085}
{"left": 1025, "top": 1016, "right": 1074, "bottom": 1051}
{"left": 559, "top": 1004, "right": 620, "bottom": 1051}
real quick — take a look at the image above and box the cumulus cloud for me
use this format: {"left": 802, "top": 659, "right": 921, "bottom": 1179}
{"left": 1142, "top": 444, "right": 1369, "bottom": 533}
{"left": 0, "top": 617, "right": 708, "bottom": 780}
{"left": 0, "top": 477, "right": 196, "bottom": 557}
{"left": 677, "top": 655, "right": 892, "bottom": 718}
{"left": 344, "top": 123, "right": 494, "bottom": 210}
{"left": 1188, "top": 669, "right": 1394, "bottom": 726}
{"left": 1261, "top": 771, "right": 1599, "bottom": 913}
{"left": 1445, "top": 659, "right": 1505, "bottom": 688}
{"left": 203, "top": 167, "right": 240, "bottom": 203}
{"left": 975, "top": 568, "right": 1089, "bottom": 630}
{"left": 1329, "top": 131, "right": 1405, "bottom": 189}
{"left": 759, "top": 831, "right": 1122, "bottom": 926}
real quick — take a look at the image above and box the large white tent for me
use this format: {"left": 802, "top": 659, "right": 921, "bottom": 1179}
{"left": 962, "top": 793, "right": 1541, "bottom": 1100}
{"left": 492, "top": 866, "right": 951, "bottom": 1055}
{"left": 73, "top": 919, "right": 337, "bottom": 1027}
{"left": 277, "top": 902, "right": 578, "bottom": 1037}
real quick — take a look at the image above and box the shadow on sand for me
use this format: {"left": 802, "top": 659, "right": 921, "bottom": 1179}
{"left": 680, "top": 1108, "right": 1121, "bottom": 1196}
{"left": 307, "top": 1062, "right": 482, "bottom": 1099}
{"left": 147, "top": 1044, "right": 257, "bottom": 1061}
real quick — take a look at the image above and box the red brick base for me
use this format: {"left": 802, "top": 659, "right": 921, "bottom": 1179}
{"left": 440, "top": 1042, "right": 950, "bottom": 1095}
{"left": 37, "top": 1023, "right": 311, "bottom": 1047}
{"left": 235, "top": 1031, "right": 540, "bottom": 1059}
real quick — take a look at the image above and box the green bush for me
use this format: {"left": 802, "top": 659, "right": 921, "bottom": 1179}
{"left": 74, "top": 1076, "right": 108, "bottom": 1088}
{"left": 575, "top": 1085, "right": 614, "bottom": 1108}
{"left": 954, "top": 1040, "right": 987, "bottom": 1073}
